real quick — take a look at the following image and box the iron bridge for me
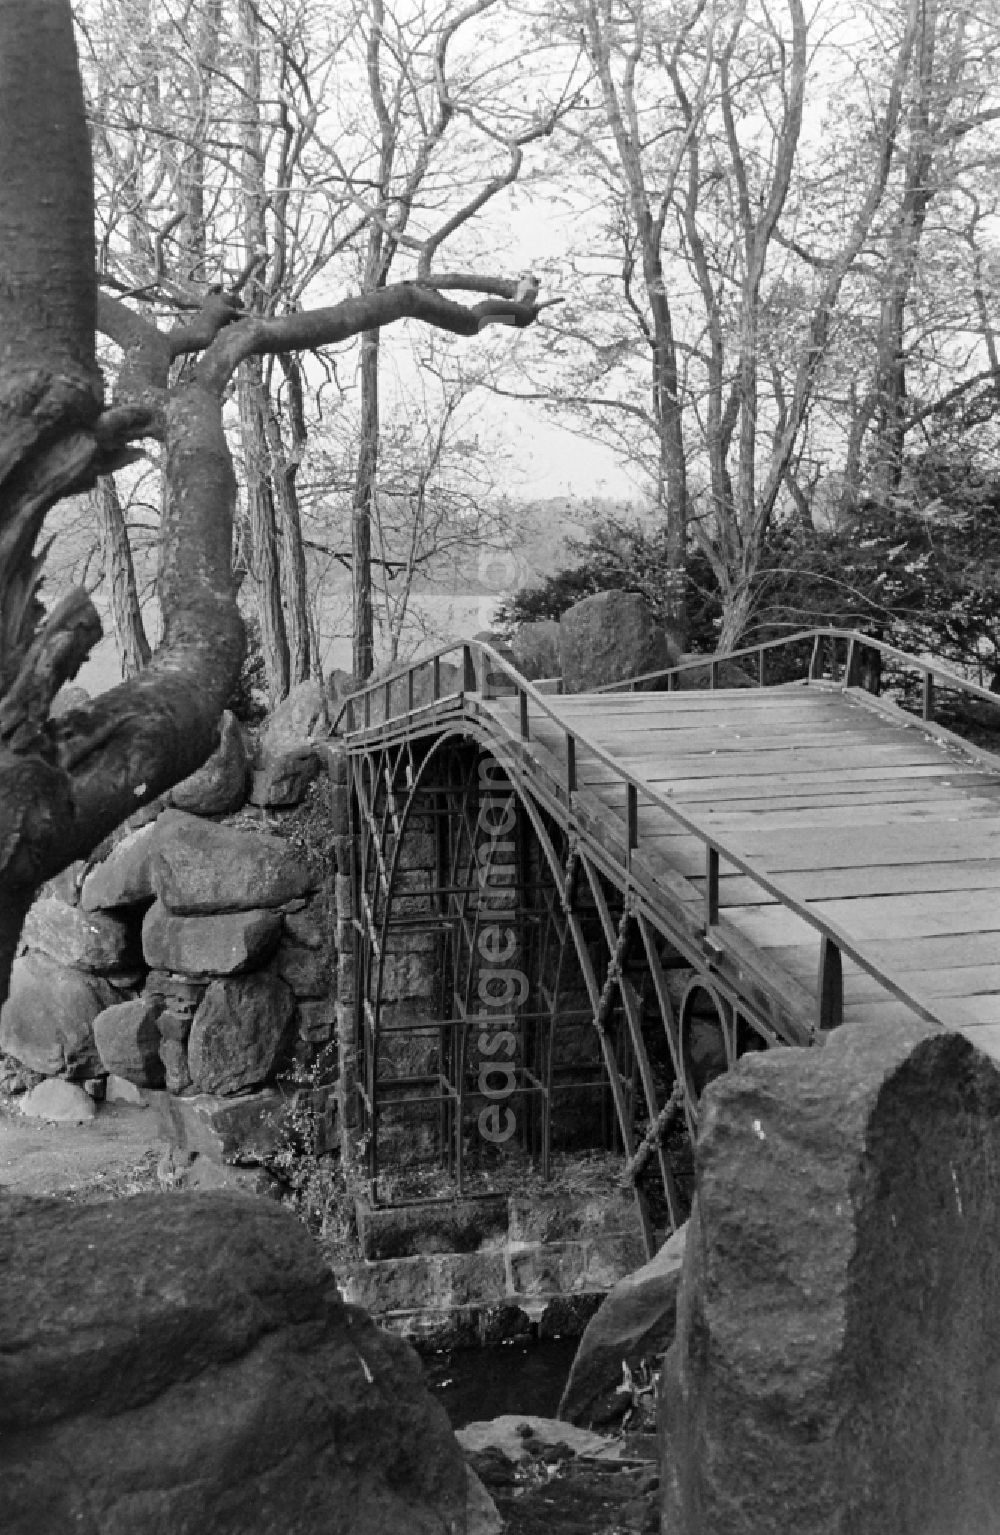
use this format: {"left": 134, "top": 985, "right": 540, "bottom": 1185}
{"left": 331, "top": 628, "right": 1000, "bottom": 1257}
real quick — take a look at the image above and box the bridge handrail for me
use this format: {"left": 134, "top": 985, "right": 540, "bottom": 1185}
{"left": 330, "top": 629, "right": 994, "bottom": 1033}
{"left": 594, "top": 623, "right": 1000, "bottom": 716}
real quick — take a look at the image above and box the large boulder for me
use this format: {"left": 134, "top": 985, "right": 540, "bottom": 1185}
{"left": 510, "top": 619, "right": 561, "bottom": 681}
{"left": 661, "top": 1019, "right": 1000, "bottom": 1535}
{"left": 170, "top": 709, "right": 249, "bottom": 815}
{"left": 79, "top": 818, "right": 161, "bottom": 911}
{"left": 141, "top": 899, "right": 283, "bottom": 975}
{"left": 92, "top": 996, "right": 166, "bottom": 1088}
{"left": 152, "top": 810, "right": 318, "bottom": 914}
{"left": 22, "top": 893, "right": 132, "bottom": 971}
{"left": 0, "top": 953, "right": 117, "bottom": 1077}
{"left": 259, "top": 679, "right": 329, "bottom": 754}
{"left": 559, "top": 1221, "right": 687, "bottom": 1428}
{"left": 0, "top": 1192, "right": 468, "bottom": 1534}
{"left": 558, "top": 591, "right": 680, "bottom": 693}
{"left": 187, "top": 970, "right": 296, "bottom": 1094}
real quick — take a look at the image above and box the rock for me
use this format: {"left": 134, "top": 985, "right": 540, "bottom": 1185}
{"left": 559, "top": 1221, "right": 687, "bottom": 1427}
{"left": 661, "top": 1019, "right": 1000, "bottom": 1535}
{"left": 283, "top": 902, "right": 326, "bottom": 949}
{"left": 0, "top": 953, "right": 117, "bottom": 1078}
{"left": 187, "top": 971, "right": 296, "bottom": 1095}
{"left": 92, "top": 996, "right": 166, "bottom": 1088}
{"left": 19, "top": 1079, "right": 97, "bottom": 1124}
{"left": 511, "top": 619, "right": 562, "bottom": 681}
{"left": 558, "top": 591, "right": 680, "bottom": 693}
{"left": 0, "top": 1192, "right": 468, "bottom": 1534}
{"left": 22, "top": 893, "right": 132, "bottom": 971}
{"left": 142, "top": 900, "right": 283, "bottom": 975}
{"left": 275, "top": 938, "right": 329, "bottom": 998}
{"left": 466, "top": 1468, "right": 504, "bottom": 1535}
{"left": 163, "top": 1085, "right": 335, "bottom": 1164}
{"left": 159, "top": 1037, "right": 193, "bottom": 1094}
{"left": 104, "top": 1074, "right": 149, "bottom": 1106}
{"left": 249, "top": 744, "right": 320, "bottom": 808}
{"left": 457, "top": 1415, "right": 620, "bottom": 1464}
{"left": 42, "top": 859, "right": 87, "bottom": 906}
{"left": 152, "top": 809, "right": 318, "bottom": 913}
{"left": 49, "top": 683, "right": 89, "bottom": 718}
{"left": 259, "top": 679, "right": 329, "bottom": 756}
{"left": 297, "top": 997, "right": 335, "bottom": 1043}
{"left": 79, "top": 818, "right": 161, "bottom": 911}
{"left": 672, "top": 655, "right": 755, "bottom": 690}
{"left": 169, "top": 708, "right": 249, "bottom": 815}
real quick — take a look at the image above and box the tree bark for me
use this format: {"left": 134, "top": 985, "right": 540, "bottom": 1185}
{"left": 93, "top": 476, "right": 152, "bottom": 677}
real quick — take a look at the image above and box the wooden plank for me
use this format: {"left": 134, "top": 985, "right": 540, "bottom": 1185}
{"left": 639, "top": 824, "right": 1000, "bottom": 871}
{"left": 806, "top": 889, "right": 1000, "bottom": 940}
{"left": 714, "top": 862, "right": 1000, "bottom": 904}
{"left": 680, "top": 800, "right": 1000, "bottom": 831}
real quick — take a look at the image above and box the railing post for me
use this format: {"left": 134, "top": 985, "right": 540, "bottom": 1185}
{"left": 817, "top": 936, "right": 843, "bottom": 1031}
{"left": 433, "top": 656, "right": 441, "bottom": 701}
{"left": 710, "top": 658, "right": 720, "bottom": 690}
{"left": 463, "top": 644, "right": 477, "bottom": 693}
{"left": 384, "top": 678, "right": 392, "bottom": 719}
{"left": 757, "top": 647, "right": 766, "bottom": 688}
{"left": 845, "top": 636, "right": 857, "bottom": 687}
{"left": 364, "top": 688, "right": 371, "bottom": 728}
{"left": 519, "top": 688, "right": 530, "bottom": 741}
{"left": 705, "top": 847, "right": 719, "bottom": 929}
{"left": 627, "top": 784, "right": 638, "bottom": 863}
{"left": 808, "top": 635, "right": 824, "bottom": 681}
{"left": 667, "top": 670, "right": 677, "bottom": 692}
{"left": 922, "top": 670, "right": 935, "bottom": 722}
{"left": 566, "top": 733, "right": 577, "bottom": 798}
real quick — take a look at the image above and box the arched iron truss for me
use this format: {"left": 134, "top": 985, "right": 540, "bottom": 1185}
{"left": 337, "top": 625, "right": 1000, "bottom": 1256}
{"left": 348, "top": 718, "right": 781, "bottom": 1255}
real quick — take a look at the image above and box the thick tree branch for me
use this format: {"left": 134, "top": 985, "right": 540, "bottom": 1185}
{"left": 197, "top": 280, "right": 542, "bottom": 393}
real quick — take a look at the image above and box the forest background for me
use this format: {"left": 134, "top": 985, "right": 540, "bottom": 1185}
{"left": 56, "top": 0, "right": 1000, "bottom": 705}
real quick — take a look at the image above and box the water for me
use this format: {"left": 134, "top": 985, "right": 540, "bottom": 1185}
{"left": 423, "top": 1336, "right": 582, "bottom": 1428}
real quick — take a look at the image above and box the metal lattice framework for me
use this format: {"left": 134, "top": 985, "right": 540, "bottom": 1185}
{"left": 335, "top": 628, "right": 1000, "bottom": 1253}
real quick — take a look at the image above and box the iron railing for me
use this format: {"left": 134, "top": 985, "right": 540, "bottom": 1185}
{"left": 331, "top": 627, "right": 1000, "bottom": 1037}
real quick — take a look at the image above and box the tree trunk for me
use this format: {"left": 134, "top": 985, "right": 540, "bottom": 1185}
{"left": 238, "top": 361, "right": 291, "bottom": 703}
{"left": 93, "top": 476, "right": 152, "bottom": 677}
{"left": 352, "top": 329, "right": 379, "bottom": 681}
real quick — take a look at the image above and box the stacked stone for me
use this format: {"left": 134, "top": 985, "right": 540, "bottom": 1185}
{"left": 0, "top": 685, "right": 339, "bottom": 1123}
{"left": 82, "top": 809, "right": 326, "bottom": 1097}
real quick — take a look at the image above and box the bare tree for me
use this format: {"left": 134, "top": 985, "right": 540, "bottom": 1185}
{"left": 0, "top": 0, "right": 545, "bottom": 1003}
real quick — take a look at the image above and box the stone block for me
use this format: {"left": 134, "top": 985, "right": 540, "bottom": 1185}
{"left": 19, "top": 1079, "right": 96, "bottom": 1124}
{"left": 337, "top": 1251, "right": 509, "bottom": 1315}
{"left": 559, "top": 1222, "right": 687, "bottom": 1427}
{"left": 79, "top": 819, "right": 160, "bottom": 911}
{"left": 356, "top": 1194, "right": 509, "bottom": 1260}
{"left": 169, "top": 708, "right": 248, "bottom": 815}
{"left": 297, "top": 998, "right": 335, "bottom": 1043}
{"left": 92, "top": 996, "right": 165, "bottom": 1088}
{"left": 283, "top": 902, "right": 327, "bottom": 950}
{"left": 259, "top": 679, "right": 328, "bottom": 755}
{"left": 507, "top": 1233, "right": 648, "bottom": 1298}
{"left": 661, "top": 1019, "right": 1000, "bottom": 1535}
{"left": 144, "top": 970, "right": 208, "bottom": 1016}
{"left": 187, "top": 971, "right": 296, "bottom": 1095}
{"left": 511, "top": 619, "right": 561, "bottom": 681}
{"left": 250, "top": 747, "right": 319, "bottom": 808}
{"left": 558, "top": 590, "right": 680, "bottom": 693}
{"left": 0, "top": 1193, "right": 467, "bottom": 1534}
{"left": 142, "top": 900, "right": 282, "bottom": 975}
{"left": 22, "top": 894, "right": 132, "bottom": 972}
{"left": 153, "top": 809, "right": 318, "bottom": 913}
{"left": 0, "top": 953, "right": 116, "bottom": 1078}
{"left": 276, "top": 940, "right": 330, "bottom": 998}
{"left": 165, "top": 1088, "right": 289, "bottom": 1163}
{"left": 507, "top": 1187, "right": 644, "bottom": 1245}
{"left": 160, "top": 1037, "right": 193, "bottom": 1094}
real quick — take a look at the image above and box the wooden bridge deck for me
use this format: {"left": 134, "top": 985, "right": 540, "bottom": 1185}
{"left": 480, "top": 681, "right": 1000, "bottom": 1053}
